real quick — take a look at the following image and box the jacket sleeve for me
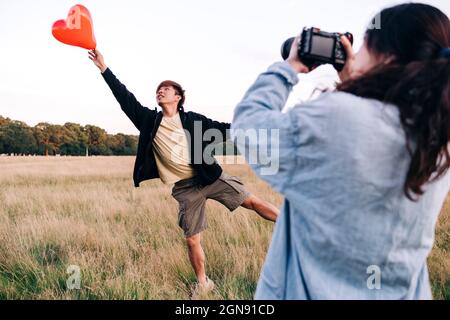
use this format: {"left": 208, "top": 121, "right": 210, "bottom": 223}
{"left": 195, "top": 113, "right": 231, "bottom": 142}
{"left": 231, "top": 61, "right": 301, "bottom": 194}
{"left": 101, "top": 68, "right": 154, "bottom": 131}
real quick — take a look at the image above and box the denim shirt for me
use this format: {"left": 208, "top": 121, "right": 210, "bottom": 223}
{"left": 231, "top": 62, "right": 450, "bottom": 299}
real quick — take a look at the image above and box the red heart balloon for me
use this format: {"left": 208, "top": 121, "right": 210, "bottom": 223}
{"left": 52, "top": 4, "right": 96, "bottom": 50}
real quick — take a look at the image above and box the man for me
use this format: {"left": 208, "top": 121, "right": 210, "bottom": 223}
{"left": 88, "top": 49, "right": 279, "bottom": 297}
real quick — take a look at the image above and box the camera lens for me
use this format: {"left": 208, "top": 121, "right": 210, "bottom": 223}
{"left": 281, "top": 37, "right": 295, "bottom": 60}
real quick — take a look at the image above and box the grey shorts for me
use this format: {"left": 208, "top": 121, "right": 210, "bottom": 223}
{"left": 171, "top": 172, "right": 251, "bottom": 238}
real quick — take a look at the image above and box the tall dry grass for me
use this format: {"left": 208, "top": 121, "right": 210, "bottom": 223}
{"left": 0, "top": 156, "right": 448, "bottom": 299}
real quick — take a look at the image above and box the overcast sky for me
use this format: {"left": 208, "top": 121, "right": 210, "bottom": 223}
{"left": 0, "top": 0, "right": 448, "bottom": 134}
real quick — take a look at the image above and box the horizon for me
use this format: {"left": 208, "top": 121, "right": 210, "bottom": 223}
{"left": 0, "top": 113, "right": 138, "bottom": 136}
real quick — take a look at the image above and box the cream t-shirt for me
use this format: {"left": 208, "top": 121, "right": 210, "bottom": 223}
{"left": 152, "top": 113, "right": 194, "bottom": 184}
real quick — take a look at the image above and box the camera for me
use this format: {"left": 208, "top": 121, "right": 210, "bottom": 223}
{"left": 281, "top": 27, "right": 353, "bottom": 72}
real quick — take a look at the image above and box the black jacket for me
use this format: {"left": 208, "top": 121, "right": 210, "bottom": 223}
{"left": 102, "top": 68, "right": 230, "bottom": 187}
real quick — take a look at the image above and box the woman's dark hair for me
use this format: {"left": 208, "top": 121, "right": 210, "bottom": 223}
{"left": 156, "top": 80, "right": 186, "bottom": 111}
{"left": 337, "top": 3, "right": 450, "bottom": 201}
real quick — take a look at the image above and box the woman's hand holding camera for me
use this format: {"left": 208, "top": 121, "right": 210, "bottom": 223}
{"left": 338, "top": 36, "right": 356, "bottom": 82}
{"left": 286, "top": 36, "right": 311, "bottom": 74}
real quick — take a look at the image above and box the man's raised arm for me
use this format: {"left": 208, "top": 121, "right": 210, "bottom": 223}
{"left": 89, "top": 49, "right": 154, "bottom": 131}
{"left": 195, "top": 113, "right": 231, "bottom": 142}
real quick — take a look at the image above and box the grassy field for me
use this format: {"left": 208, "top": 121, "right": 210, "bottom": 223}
{"left": 0, "top": 156, "right": 449, "bottom": 300}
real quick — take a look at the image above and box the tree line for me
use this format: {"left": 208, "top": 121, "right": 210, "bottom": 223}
{"left": 0, "top": 116, "right": 138, "bottom": 156}
{"left": 0, "top": 115, "right": 239, "bottom": 156}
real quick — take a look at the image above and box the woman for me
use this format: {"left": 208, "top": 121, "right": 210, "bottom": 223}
{"left": 232, "top": 3, "right": 450, "bottom": 299}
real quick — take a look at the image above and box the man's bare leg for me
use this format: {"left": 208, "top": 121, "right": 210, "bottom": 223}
{"left": 241, "top": 194, "right": 279, "bottom": 222}
{"left": 186, "top": 233, "right": 207, "bottom": 285}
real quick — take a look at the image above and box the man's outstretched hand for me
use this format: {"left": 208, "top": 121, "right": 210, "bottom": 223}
{"left": 88, "top": 49, "right": 107, "bottom": 73}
